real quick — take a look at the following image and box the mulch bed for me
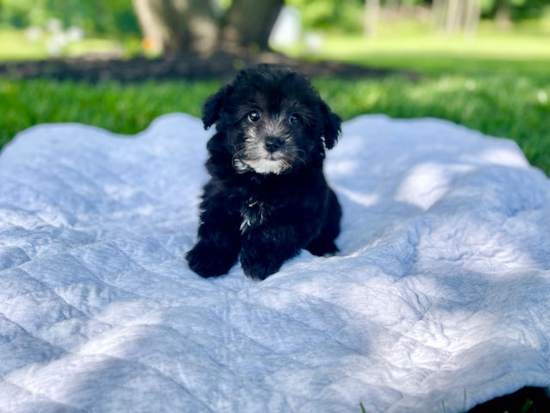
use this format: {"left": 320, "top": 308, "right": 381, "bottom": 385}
{"left": 0, "top": 51, "right": 415, "bottom": 82}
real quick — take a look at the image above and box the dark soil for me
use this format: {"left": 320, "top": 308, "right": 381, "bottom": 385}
{"left": 0, "top": 51, "right": 415, "bottom": 82}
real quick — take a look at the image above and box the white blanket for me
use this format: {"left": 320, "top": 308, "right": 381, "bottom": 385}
{"left": 0, "top": 114, "right": 549, "bottom": 413}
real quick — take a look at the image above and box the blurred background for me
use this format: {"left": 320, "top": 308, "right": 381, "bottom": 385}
{"left": 0, "top": 0, "right": 549, "bottom": 172}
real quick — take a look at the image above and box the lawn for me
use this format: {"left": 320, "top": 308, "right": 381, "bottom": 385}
{"left": 306, "top": 33, "right": 550, "bottom": 75}
{"left": 1, "top": 71, "right": 549, "bottom": 173}
{"left": 286, "top": 19, "right": 550, "bottom": 75}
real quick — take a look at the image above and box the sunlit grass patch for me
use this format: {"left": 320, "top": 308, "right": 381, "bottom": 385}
{"left": 0, "top": 26, "right": 123, "bottom": 61}
{"left": 283, "top": 20, "right": 550, "bottom": 76}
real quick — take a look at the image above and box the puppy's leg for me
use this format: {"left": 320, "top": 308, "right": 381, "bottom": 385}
{"left": 306, "top": 189, "right": 342, "bottom": 257}
{"left": 240, "top": 226, "right": 302, "bottom": 280}
{"left": 186, "top": 198, "right": 241, "bottom": 278}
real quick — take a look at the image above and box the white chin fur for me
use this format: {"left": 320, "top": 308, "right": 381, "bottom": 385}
{"left": 237, "top": 158, "right": 289, "bottom": 175}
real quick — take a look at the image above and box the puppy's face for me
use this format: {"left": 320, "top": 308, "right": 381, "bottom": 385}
{"left": 202, "top": 65, "right": 341, "bottom": 175}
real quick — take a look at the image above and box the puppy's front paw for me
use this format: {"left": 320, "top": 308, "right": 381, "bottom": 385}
{"left": 240, "top": 248, "right": 283, "bottom": 281}
{"left": 186, "top": 241, "right": 236, "bottom": 278}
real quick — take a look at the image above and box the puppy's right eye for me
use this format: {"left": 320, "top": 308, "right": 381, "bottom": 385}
{"left": 248, "top": 111, "right": 260, "bottom": 122}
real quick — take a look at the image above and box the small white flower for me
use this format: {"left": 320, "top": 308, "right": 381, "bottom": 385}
{"left": 25, "top": 26, "right": 43, "bottom": 42}
{"left": 46, "top": 41, "right": 62, "bottom": 57}
{"left": 537, "top": 90, "right": 548, "bottom": 105}
{"left": 465, "top": 80, "right": 476, "bottom": 91}
{"left": 45, "top": 18, "right": 63, "bottom": 34}
{"left": 46, "top": 34, "right": 68, "bottom": 57}
{"left": 304, "top": 32, "right": 324, "bottom": 54}
{"left": 66, "top": 26, "right": 84, "bottom": 42}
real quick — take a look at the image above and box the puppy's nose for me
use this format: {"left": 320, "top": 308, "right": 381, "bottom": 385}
{"left": 265, "top": 137, "right": 284, "bottom": 153}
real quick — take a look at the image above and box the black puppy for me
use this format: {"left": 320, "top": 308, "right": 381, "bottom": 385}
{"left": 186, "top": 64, "right": 342, "bottom": 280}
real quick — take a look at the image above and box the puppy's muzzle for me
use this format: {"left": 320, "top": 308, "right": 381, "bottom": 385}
{"left": 265, "top": 136, "right": 285, "bottom": 153}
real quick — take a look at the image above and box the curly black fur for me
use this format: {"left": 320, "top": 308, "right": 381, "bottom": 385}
{"left": 186, "top": 64, "right": 342, "bottom": 280}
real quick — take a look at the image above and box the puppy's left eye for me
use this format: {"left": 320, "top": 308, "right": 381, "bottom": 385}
{"left": 248, "top": 111, "right": 260, "bottom": 122}
{"left": 288, "top": 114, "right": 299, "bottom": 124}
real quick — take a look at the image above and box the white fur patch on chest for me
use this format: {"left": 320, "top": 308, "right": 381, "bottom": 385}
{"left": 235, "top": 158, "right": 289, "bottom": 175}
{"left": 240, "top": 198, "right": 267, "bottom": 233}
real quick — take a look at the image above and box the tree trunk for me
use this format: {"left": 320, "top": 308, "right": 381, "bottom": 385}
{"left": 222, "top": 0, "right": 284, "bottom": 52}
{"left": 364, "top": 0, "right": 380, "bottom": 38}
{"left": 132, "top": 0, "right": 218, "bottom": 55}
{"left": 444, "top": 0, "right": 462, "bottom": 34}
{"left": 464, "top": 0, "right": 481, "bottom": 39}
{"left": 495, "top": 0, "right": 512, "bottom": 30}
{"left": 385, "top": 0, "right": 401, "bottom": 20}
{"left": 431, "top": 0, "right": 446, "bottom": 32}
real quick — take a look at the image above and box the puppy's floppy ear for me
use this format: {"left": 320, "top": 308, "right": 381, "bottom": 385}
{"left": 320, "top": 101, "right": 342, "bottom": 150}
{"left": 202, "top": 84, "right": 233, "bottom": 130}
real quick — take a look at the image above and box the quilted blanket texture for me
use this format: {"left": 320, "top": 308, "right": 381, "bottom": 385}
{"left": 0, "top": 114, "right": 549, "bottom": 413}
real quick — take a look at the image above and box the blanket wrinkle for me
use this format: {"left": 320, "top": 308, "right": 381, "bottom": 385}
{"left": 1, "top": 379, "right": 83, "bottom": 413}
{"left": 0, "top": 114, "right": 549, "bottom": 412}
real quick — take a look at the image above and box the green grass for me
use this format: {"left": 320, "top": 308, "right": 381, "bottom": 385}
{"left": 0, "top": 79, "right": 218, "bottom": 144}
{"left": 1, "top": 72, "right": 549, "bottom": 173}
{"left": 304, "top": 34, "right": 550, "bottom": 75}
